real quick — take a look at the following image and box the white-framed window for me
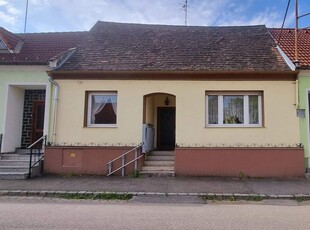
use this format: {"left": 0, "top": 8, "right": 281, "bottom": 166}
{"left": 206, "top": 92, "right": 263, "bottom": 127}
{"left": 87, "top": 92, "right": 117, "bottom": 127}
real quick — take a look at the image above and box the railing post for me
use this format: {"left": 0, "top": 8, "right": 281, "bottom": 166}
{"left": 0, "top": 134, "right": 2, "bottom": 154}
{"left": 108, "top": 161, "right": 112, "bottom": 175}
{"left": 42, "top": 135, "right": 46, "bottom": 151}
{"left": 28, "top": 148, "right": 33, "bottom": 178}
{"left": 134, "top": 148, "right": 138, "bottom": 171}
{"left": 121, "top": 155, "right": 125, "bottom": 177}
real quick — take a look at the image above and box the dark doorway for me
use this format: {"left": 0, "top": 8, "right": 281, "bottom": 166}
{"left": 31, "top": 101, "right": 45, "bottom": 147}
{"left": 157, "top": 107, "right": 175, "bottom": 150}
{"left": 21, "top": 90, "right": 46, "bottom": 148}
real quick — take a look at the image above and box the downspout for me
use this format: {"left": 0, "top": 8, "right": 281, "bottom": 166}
{"left": 48, "top": 76, "right": 59, "bottom": 144}
{"left": 275, "top": 45, "right": 299, "bottom": 108}
{"left": 295, "top": 76, "right": 299, "bottom": 109}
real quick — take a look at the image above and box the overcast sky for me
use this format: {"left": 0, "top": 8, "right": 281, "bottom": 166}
{"left": 1, "top": 0, "right": 310, "bottom": 33}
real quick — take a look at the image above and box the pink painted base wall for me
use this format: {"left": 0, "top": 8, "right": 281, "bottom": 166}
{"left": 44, "top": 146, "right": 144, "bottom": 176}
{"left": 175, "top": 147, "right": 305, "bottom": 178}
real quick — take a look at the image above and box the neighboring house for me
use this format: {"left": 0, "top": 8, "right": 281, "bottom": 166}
{"left": 45, "top": 21, "right": 304, "bottom": 178}
{"left": 269, "top": 28, "right": 310, "bottom": 173}
{"left": 0, "top": 27, "right": 86, "bottom": 153}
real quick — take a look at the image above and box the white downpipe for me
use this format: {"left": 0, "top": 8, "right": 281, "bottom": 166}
{"left": 296, "top": 78, "right": 299, "bottom": 109}
{"left": 48, "top": 77, "right": 59, "bottom": 144}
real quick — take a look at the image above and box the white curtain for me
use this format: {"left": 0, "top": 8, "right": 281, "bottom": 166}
{"left": 208, "top": 96, "right": 218, "bottom": 124}
{"left": 223, "top": 96, "right": 244, "bottom": 124}
{"left": 91, "top": 95, "right": 117, "bottom": 124}
{"left": 249, "top": 95, "right": 258, "bottom": 124}
{"left": 111, "top": 97, "right": 117, "bottom": 116}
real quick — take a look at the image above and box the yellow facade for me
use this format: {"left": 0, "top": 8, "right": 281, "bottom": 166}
{"left": 53, "top": 79, "right": 299, "bottom": 146}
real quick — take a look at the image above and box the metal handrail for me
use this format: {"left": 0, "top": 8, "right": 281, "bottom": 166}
{"left": 0, "top": 133, "right": 2, "bottom": 154}
{"left": 108, "top": 143, "right": 143, "bottom": 164}
{"left": 27, "top": 135, "right": 46, "bottom": 149}
{"left": 107, "top": 143, "right": 144, "bottom": 177}
{"left": 28, "top": 135, "right": 47, "bottom": 178}
{"left": 107, "top": 154, "right": 144, "bottom": 177}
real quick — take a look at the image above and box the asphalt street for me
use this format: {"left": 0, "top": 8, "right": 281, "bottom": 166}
{"left": 0, "top": 196, "right": 310, "bottom": 230}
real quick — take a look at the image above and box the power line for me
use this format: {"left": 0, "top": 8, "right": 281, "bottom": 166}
{"left": 277, "top": 0, "right": 291, "bottom": 44}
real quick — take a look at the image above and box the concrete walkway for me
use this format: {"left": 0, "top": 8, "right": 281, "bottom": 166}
{"left": 0, "top": 175, "right": 310, "bottom": 196}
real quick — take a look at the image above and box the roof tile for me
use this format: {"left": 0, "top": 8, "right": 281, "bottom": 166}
{"left": 58, "top": 21, "right": 290, "bottom": 72}
{"left": 0, "top": 29, "right": 87, "bottom": 65}
{"left": 269, "top": 28, "right": 310, "bottom": 69}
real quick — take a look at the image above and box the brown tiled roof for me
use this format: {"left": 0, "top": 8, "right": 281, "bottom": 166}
{"left": 269, "top": 28, "right": 310, "bottom": 69}
{"left": 0, "top": 29, "right": 87, "bottom": 65}
{"left": 57, "top": 21, "right": 290, "bottom": 72}
{"left": 0, "top": 27, "right": 22, "bottom": 50}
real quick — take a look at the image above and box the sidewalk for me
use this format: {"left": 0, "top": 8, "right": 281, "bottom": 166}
{"left": 1, "top": 175, "right": 310, "bottom": 197}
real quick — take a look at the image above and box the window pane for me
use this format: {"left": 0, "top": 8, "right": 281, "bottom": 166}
{"left": 90, "top": 94, "right": 117, "bottom": 124}
{"left": 0, "top": 40, "right": 7, "bottom": 50}
{"left": 249, "top": 95, "right": 259, "bottom": 124}
{"left": 208, "top": 96, "right": 218, "bottom": 124}
{"left": 223, "top": 96, "right": 244, "bottom": 124}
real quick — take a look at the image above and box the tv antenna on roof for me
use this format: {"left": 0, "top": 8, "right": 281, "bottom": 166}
{"left": 182, "top": 0, "right": 188, "bottom": 26}
{"left": 24, "top": 0, "right": 29, "bottom": 33}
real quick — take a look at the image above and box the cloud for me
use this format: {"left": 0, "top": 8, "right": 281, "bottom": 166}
{"left": 1, "top": 0, "right": 304, "bottom": 32}
{"left": 247, "top": 9, "right": 282, "bottom": 27}
{"left": 0, "top": 0, "right": 22, "bottom": 28}
{"left": 0, "top": 0, "right": 7, "bottom": 7}
{"left": 0, "top": 11, "right": 15, "bottom": 25}
{"left": 212, "top": 3, "right": 283, "bottom": 28}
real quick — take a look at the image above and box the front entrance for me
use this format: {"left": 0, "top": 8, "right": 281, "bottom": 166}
{"left": 157, "top": 107, "right": 175, "bottom": 150}
{"left": 21, "top": 90, "right": 46, "bottom": 148}
{"left": 31, "top": 101, "right": 45, "bottom": 145}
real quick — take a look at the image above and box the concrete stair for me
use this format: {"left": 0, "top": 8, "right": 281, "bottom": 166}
{"left": 0, "top": 153, "right": 42, "bottom": 180}
{"left": 141, "top": 151, "right": 175, "bottom": 177}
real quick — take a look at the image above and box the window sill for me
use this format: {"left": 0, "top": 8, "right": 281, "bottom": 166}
{"left": 205, "top": 125, "right": 263, "bottom": 128}
{"left": 85, "top": 124, "right": 118, "bottom": 128}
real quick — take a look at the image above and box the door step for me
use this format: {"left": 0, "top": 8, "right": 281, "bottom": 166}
{"left": 0, "top": 153, "right": 42, "bottom": 180}
{"left": 140, "top": 171, "right": 175, "bottom": 177}
{"left": 141, "top": 151, "right": 175, "bottom": 177}
{"left": 144, "top": 161, "right": 174, "bottom": 166}
{"left": 0, "top": 172, "right": 29, "bottom": 180}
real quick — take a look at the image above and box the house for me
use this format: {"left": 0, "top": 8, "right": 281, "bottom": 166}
{"left": 269, "top": 28, "right": 310, "bottom": 174}
{"left": 44, "top": 21, "right": 304, "bottom": 178}
{"left": 0, "top": 27, "right": 86, "bottom": 152}
{"left": 0, "top": 27, "right": 86, "bottom": 178}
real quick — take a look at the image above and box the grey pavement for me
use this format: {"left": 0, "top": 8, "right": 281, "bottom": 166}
{"left": 0, "top": 175, "right": 310, "bottom": 196}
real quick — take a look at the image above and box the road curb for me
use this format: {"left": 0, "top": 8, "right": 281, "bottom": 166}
{"left": 1, "top": 190, "right": 310, "bottom": 201}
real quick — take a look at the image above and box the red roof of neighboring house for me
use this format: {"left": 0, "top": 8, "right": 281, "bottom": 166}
{"left": 0, "top": 28, "right": 87, "bottom": 65}
{"left": 269, "top": 28, "right": 310, "bottom": 69}
{"left": 0, "top": 27, "right": 22, "bottom": 50}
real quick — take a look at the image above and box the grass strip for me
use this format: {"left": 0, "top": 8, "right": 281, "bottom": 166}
{"left": 56, "top": 193, "right": 133, "bottom": 200}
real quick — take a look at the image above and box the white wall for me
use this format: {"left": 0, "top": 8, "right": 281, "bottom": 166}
{"left": 2, "top": 86, "right": 25, "bottom": 152}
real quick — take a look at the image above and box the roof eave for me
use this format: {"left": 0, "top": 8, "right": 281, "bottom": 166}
{"left": 47, "top": 70, "right": 298, "bottom": 81}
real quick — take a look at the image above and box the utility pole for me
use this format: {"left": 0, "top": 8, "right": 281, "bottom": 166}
{"left": 294, "top": 0, "right": 299, "bottom": 64}
{"left": 294, "top": 0, "right": 310, "bottom": 65}
{"left": 24, "top": 0, "right": 29, "bottom": 33}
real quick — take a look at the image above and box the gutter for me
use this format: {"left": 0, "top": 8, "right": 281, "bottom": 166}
{"left": 48, "top": 76, "right": 59, "bottom": 144}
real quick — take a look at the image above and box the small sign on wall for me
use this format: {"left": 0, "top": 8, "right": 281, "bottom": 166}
{"left": 297, "top": 109, "right": 305, "bottom": 118}
{"left": 62, "top": 150, "right": 83, "bottom": 167}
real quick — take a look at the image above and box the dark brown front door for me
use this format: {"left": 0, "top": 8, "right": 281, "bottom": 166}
{"left": 157, "top": 107, "right": 175, "bottom": 150}
{"left": 31, "top": 101, "right": 45, "bottom": 147}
